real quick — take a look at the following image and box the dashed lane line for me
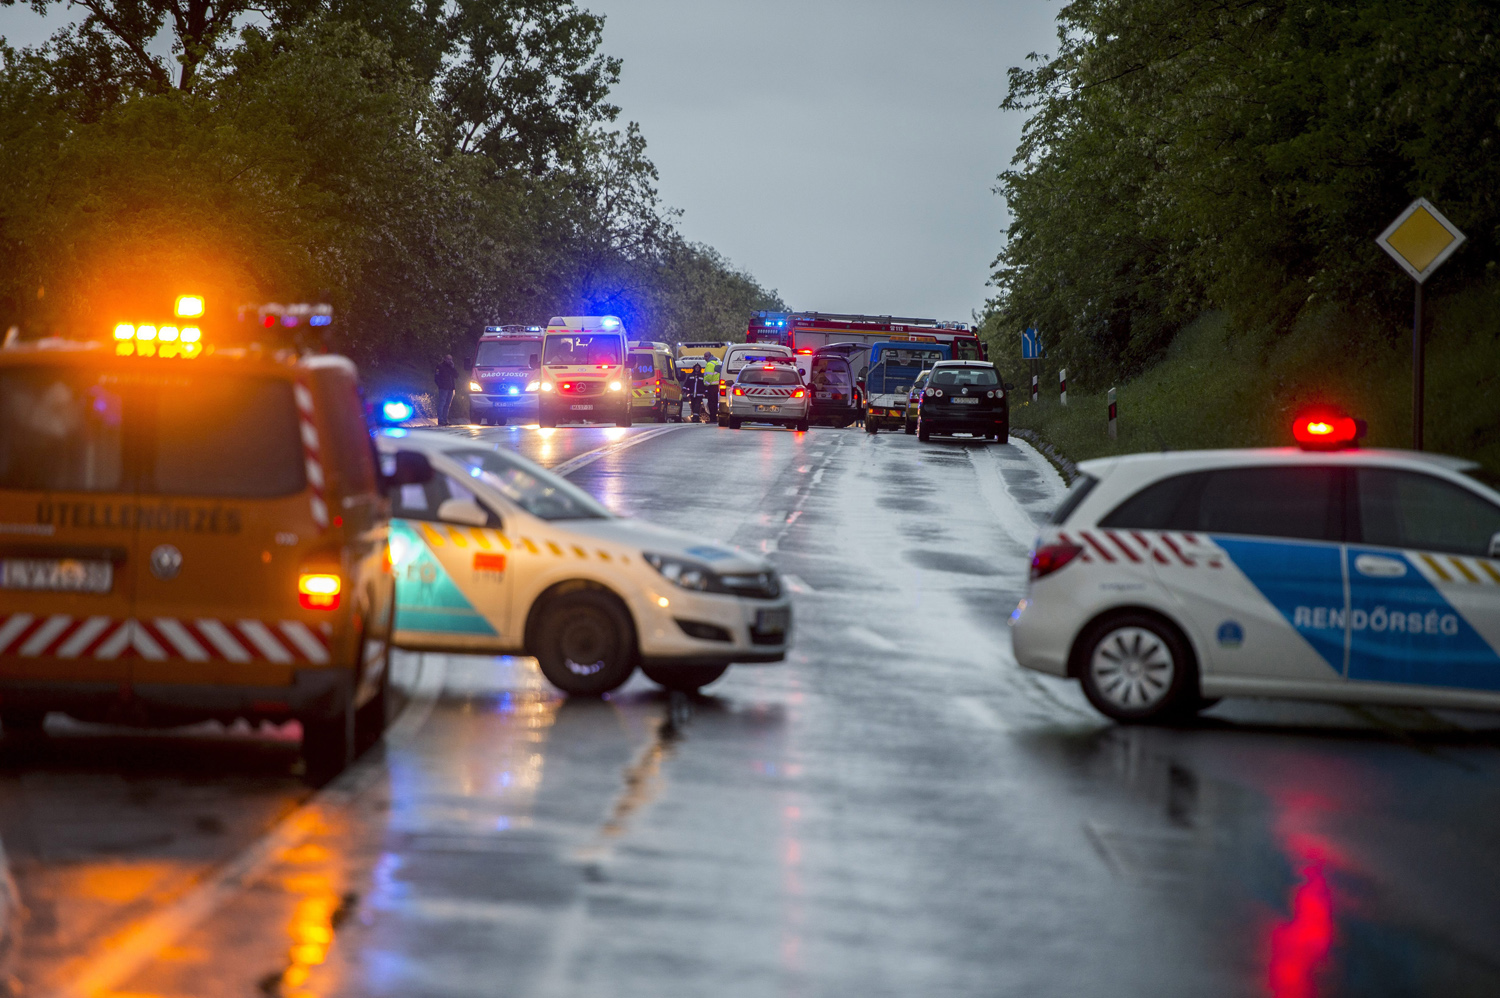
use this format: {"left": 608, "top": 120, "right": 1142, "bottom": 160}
{"left": 548, "top": 424, "right": 690, "bottom": 477}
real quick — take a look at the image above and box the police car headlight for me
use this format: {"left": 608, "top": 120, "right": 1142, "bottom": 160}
{"left": 643, "top": 553, "right": 781, "bottom": 598}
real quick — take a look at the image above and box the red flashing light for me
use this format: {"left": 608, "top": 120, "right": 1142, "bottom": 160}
{"left": 796, "top": 348, "right": 813, "bottom": 355}
{"left": 1292, "top": 409, "right": 1362, "bottom": 450}
{"left": 562, "top": 383, "right": 572, "bottom": 390}
{"left": 762, "top": 365, "right": 775, "bottom": 370}
{"left": 261, "top": 315, "right": 276, "bottom": 328}
{"left": 1030, "top": 543, "right": 1083, "bottom": 581}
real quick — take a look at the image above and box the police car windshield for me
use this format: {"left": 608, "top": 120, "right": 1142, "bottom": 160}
{"left": 544, "top": 334, "right": 622, "bottom": 366}
{"left": 475, "top": 340, "right": 539, "bottom": 369}
{"left": 930, "top": 367, "right": 998, "bottom": 387}
{"left": 449, "top": 448, "right": 612, "bottom": 521}
{"left": 740, "top": 369, "right": 800, "bottom": 386}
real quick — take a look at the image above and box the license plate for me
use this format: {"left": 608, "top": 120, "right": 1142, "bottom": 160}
{"left": 755, "top": 607, "right": 790, "bottom": 632}
{"left": 950, "top": 397, "right": 979, "bottom": 405}
{"left": 569, "top": 404, "right": 595, "bottom": 410}
{"left": 1, "top": 558, "right": 112, "bottom": 593}
{"left": 755, "top": 405, "right": 780, "bottom": 412}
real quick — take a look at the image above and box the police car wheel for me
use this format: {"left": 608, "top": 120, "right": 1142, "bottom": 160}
{"left": 641, "top": 664, "right": 728, "bottom": 692}
{"left": 1078, "top": 614, "right": 1194, "bottom": 722}
{"left": 795, "top": 418, "right": 809, "bottom": 433}
{"left": 729, "top": 416, "right": 742, "bottom": 429}
{"left": 535, "top": 591, "right": 637, "bottom": 696}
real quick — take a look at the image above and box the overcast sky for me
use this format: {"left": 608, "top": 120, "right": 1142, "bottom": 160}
{"left": 1, "top": 1, "right": 1062, "bottom": 321}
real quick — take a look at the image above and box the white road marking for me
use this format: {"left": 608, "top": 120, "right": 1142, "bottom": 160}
{"left": 843, "top": 626, "right": 899, "bottom": 652}
{"left": 784, "top": 486, "right": 799, "bottom": 496}
{"left": 549, "top": 424, "right": 688, "bottom": 477}
{"left": 42, "top": 654, "right": 450, "bottom": 998}
{"left": 760, "top": 539, "right": 778, "bottom": 554}
{"left": 782, "top": 574, "right": 815, "bottom": 594}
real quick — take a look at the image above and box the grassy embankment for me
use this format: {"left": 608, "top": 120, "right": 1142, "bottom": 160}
{"left": 1006, "top": 287, "right": 1500, "bottom": 475}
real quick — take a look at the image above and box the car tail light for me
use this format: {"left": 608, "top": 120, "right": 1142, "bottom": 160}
{"left": 298, "top": 572, "right": 342, "bottom": 610}
{"left": 1030, "top": 543, "right": 1082, "bottom": 581}
{"left": 792, "top": 389, "right": 805, "bottom": 398}
{"left": 734, "top": 387, "right": 745, "bottom": 396}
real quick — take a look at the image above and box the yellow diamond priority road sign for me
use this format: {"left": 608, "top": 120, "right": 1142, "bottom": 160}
{"left": 1377, "top": 198, "right": 1466, "bottom": 283}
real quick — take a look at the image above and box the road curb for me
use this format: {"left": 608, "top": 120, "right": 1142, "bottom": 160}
{"left": 1011, "top": 428, "right": 1080, "bottom": 484}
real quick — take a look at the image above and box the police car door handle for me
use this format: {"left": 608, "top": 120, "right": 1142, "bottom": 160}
{"left": 1354, "top": 554, "right": 1408, "bottom": 578}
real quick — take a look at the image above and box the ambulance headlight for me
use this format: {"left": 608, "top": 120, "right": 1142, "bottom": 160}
{"left": 609, "top": 381, "right": 622, "bottom": 391}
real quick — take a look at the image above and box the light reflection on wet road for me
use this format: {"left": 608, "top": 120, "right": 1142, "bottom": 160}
{"left": 3, "top": 422, "right": 1500, "bottom": 996}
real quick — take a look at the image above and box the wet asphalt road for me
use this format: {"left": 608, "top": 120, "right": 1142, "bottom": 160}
{"left": 4, "top": 421, "right": 1500, "bottom": 997}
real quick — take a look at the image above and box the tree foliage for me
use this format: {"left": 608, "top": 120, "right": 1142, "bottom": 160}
{"left": 987, "top": 0, "right": 1500, "bottom": 387}
{"left": 0, "top": 0, "right": 781, "bottom": 385}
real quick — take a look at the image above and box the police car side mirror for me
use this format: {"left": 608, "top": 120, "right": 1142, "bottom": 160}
{"left": 1490, "top": 531, "right": 1500, "bottom": 559}
{"left": 383, "top": 450, "right": 434, "bottom": 488}
{"left": 437, "top": 498, "right": 490, "bottom": 528}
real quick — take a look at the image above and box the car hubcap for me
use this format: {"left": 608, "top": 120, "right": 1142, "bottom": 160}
{"left": 560, "top": 612, "right": 613, "bottom": 676}
{"left": 1090, "top": 626, "right": 1174, "bottom": 709}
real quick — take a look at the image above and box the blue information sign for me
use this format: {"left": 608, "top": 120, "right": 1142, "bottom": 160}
{"left": 1021, "top": 327, "right": 1042, "bottom": 360}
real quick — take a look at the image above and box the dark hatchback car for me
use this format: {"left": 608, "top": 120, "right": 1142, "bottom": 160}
{"left": 915, "top": 361, "right": 1008, "bottom": 443}
{"left": 807, "top": 347, "right": 859, "bottom": 426}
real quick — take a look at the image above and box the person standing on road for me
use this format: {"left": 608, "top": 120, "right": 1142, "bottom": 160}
{"left": 703, "top": 355, "right": 721, "bottom": 421}
{"left": 683, "top": 361, "right": 704, "bottom": 421}
{"left": 434, "top": 354, "right": 457, "bottom": 426}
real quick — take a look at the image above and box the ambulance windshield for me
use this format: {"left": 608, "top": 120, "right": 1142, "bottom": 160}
{"left": 450, "top": 448, "right": 612, "bottom": 521}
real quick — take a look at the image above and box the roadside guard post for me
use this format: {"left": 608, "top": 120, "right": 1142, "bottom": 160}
{"left": 1059, "top": 368, "right": 1068, "bottom": 406}
{"left": 1107, "top": 387, "right": 1117, "bottom": 440}
{"left": 1376, "top": 197, "right": 1466, "bottom": 450}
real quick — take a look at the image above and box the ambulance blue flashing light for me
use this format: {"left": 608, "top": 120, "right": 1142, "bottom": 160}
{"left": 601, "top": 317, "right": 621, "bottom": 329}
{"left": 309, "top": 315, "right": 332, "bottom": 327}
{"left": 382, "top": 399, "right": 415, "bottom": 423}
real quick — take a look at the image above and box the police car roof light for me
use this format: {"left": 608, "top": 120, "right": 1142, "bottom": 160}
{"left": 1292, "top": 410, "right": 1364, "bottom": 450}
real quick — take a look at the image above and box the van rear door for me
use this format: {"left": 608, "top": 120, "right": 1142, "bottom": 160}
{"left": 0, "top": 363, "right": 136, "bottom": 688}
{"left": 128, "top": 371, "right": 324, "bottom": 695}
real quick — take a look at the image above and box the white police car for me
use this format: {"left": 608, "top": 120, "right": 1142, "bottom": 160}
{"left": 1011, "top": 414, "right": 1500, "bottom": 721}
{"left": 375, "top": 430, "right": 791, "bottom": 693}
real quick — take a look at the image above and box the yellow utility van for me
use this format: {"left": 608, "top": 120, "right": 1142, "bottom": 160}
{"left": 0, "top": 306, "right": 431, "bottom": 778}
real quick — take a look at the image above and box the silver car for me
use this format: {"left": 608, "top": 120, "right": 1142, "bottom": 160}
{"left": 726, "top": 362, "right": 809, "bottom": 432}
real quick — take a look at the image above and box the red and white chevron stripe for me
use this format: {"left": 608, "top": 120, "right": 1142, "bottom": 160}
{"left": 293, "top": 379, "right": 330, "bottom": 530}
{"left": 741, "top": 386, "right": 798, "bottom": 398}
{"left": 1059, "top": 530, "right": 1225, "bottom": 569}
{"left": 0, "top": 614, "right": 331, "bottom": 663}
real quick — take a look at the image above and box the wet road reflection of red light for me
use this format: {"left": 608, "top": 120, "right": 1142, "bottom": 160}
{"left": 1268, "top": 850, "right": 1335, "bottom": 998}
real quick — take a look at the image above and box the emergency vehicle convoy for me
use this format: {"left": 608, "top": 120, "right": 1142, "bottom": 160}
{"left": 0, "top": 295, "right": 437, "bottom": 779}
{"left": 1012, "top": 414, "right": 1500, "bottom": 721}
{"left": 469, "top": 325, "right": 543, "bottom": 425}
{"left": 537, "top": 316, "right": 632, "bottom": 428}
{"left": 377, "top": 429, "right": 790, "bottom": 692}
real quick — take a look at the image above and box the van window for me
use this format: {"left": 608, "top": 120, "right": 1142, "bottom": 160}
{"left": 476, "top": 340, "right": 539, "bottom": 369}
{"left": 629, "top": 352, "right": 656, "bottom": 378}
{"left": 1356, "top": 468, "right": 1500, "bottom": 556}
{"left": 151, "top": 378, "right": 305, "bottom": 498}
{"left": 811, "top": 358, "right": 850, "bottom": 388}
{"left": 0, "top": 368, "right": 124, "bottom": 492}
{"left": 544, "top": 334, "right": 622, "bottom": 366}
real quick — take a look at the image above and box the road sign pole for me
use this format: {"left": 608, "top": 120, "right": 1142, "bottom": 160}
{"left": 1108, "top": 387, "right": 1117, "bottom": 440}
{"left": 1058, "top": 368, "right": 1067, "bottom": 407}
{"left": 1412, "top": 280, "right": 1424, "bottom": 451}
